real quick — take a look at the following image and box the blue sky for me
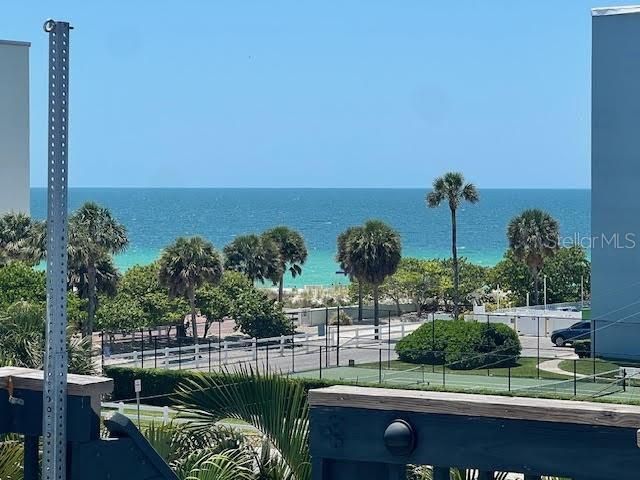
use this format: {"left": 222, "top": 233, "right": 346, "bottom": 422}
{"left": 1, "top": 1, "right": 629, "bottom": 189}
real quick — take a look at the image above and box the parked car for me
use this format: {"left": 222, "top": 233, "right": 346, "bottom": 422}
{"left": 550, "top": 321, "right": 591, "bottom": 347}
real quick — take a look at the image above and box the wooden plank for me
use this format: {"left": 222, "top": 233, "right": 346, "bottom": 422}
{"left": 0, "top": 367, "right": 113, "bottom": 396}
{"left": 310, "top": 405, "right": 640, "bottom": 480}
{"left": 309, "top": 385, "right": 640, "bottom": 428}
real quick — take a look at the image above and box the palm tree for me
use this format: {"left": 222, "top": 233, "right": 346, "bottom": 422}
{"left": 158, "top": 236, "right": 223, "bottom": 341}
{"left": 507, "top": 209, "right": 560, "bottom": 305}
{"left": 176, "top": 365, "right": 310, "bottom": 480}
{"left": 347, "top": 220, "right": 401, "bottom": 337}
{"left": 223, "top": 234, "right": 281, "bottom": 285}
{"left": 336, "top": 226, "right": 364, "bottom": 322}
{"left": 0, "top": 212, "right": 46, "bottom": 266}
{"left": 426, "top": 172, "right": 479, "bottom": 318}
{"left": 263, "top": 226, "right": 308, "bottom": 302}
{"left": 68, "top": 202, "right": 128, "bottom": 337}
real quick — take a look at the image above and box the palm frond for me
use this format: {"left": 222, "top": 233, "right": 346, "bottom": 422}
{"left": 175, "top": 366, "right": 311, "bottom": 480}
{"left": 0, "top": 436, "right": 23, "bottom": 480}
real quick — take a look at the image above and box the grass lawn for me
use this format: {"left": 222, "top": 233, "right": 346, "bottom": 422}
{"left": 360, "top": 357, "right": 569, "bottom": 380}
{"left": 557, "top": 358, "right": 621, "bottom": 377}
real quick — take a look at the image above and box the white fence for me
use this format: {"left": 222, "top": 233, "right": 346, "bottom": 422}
{"left": 103, "top": 319, "right": 427, "bottom": 371}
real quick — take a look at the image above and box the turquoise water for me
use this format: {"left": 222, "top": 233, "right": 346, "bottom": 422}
{"left": 30, "top": 188, "right": 589, "bottom": 287}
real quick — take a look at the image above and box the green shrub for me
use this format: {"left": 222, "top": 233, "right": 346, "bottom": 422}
{"left": 330, "top": 311, "right": 352, "bottom": 326}
{"left": 104, "top": 366, "right": 334, "bottom": 406}
{"left": 395, "top": 320, "right": 521, "bottom": 369}
{"left": 574, "top": 339, "right": 591, "bottom": 358}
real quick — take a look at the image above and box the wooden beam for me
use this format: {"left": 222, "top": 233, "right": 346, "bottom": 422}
{"left": 309, "top": 405, "right": 640, "bottom": 479}
{"left": 309, "top": 385, "right": 640, "bottom": 428}
{"left": 0, "top": 367, "right": 113, "bottom": 397}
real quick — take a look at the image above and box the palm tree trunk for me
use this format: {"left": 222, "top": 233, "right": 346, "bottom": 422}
{"left": 532, "top": 268, "right": 540, "bottom": 305}
{"left": 450, "top": 207, "right": 460, "bottom": 319}
{"left": 278, "top": 276, "right": 284, "bottom": 303}
{"left": 189, "top": 289, "right": 198, "bottom": 341}
{"left": 373, "top": 284, "right": 379, "bottom": 340}
{"left": 358, "top": 282, "right": 363, "bottom": 323}
{"left": 85, "top": 264, "right": 97, "bottom": 339}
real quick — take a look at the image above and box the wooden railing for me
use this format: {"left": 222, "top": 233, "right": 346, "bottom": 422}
{"left": 309, "top": 385, "right": 640, "bottom": 479}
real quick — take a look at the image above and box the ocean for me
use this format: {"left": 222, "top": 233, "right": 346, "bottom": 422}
{"left": 30, "top": 188, "right": 590, "bottom": 287}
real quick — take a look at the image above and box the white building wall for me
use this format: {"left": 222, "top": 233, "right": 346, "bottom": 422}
{"left": 0, "top": 40, "right": 30, "bottom": 215}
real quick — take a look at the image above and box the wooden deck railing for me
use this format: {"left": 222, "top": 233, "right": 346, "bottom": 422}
{"left": 309, "top": 385, "right": 640, "bottom": 480}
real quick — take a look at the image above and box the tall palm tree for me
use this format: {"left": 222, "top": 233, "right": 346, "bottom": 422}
{"left": 507, "top": 209, "right": 560, "bottom": 305}
{"left": 347, "top": 220, "right": 401, "bottom": 336}
{"left": 0, "top": 212, "right": 46, "bottom": 266}
{"left": 427, "top": 172, "right": 479, "bottom": 318}
{"left": 263, "top": 226, "right": 308, "bottom": 302}
{"left": 68, "top": 202, "right": 128, "bottom": 337}
{"left": 336, "top": 226, "right": 364, "bottom": 322}
{"left": 158, "top": 236, "right": 223, "bottom": 341}
{"left": 223, "top": 234, "right": 281, "bottom": 285}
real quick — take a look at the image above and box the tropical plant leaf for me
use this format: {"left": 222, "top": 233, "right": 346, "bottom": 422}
{"left": 184, "top": 449, "right": 254, "bottom": 480}
{"left": 175, "top": 365, "right": 310, "bottom": 480}
{"left": 0, "top": 436, "right": 23, "bottom": 480}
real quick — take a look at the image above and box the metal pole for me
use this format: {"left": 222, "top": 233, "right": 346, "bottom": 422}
{"left": 178, "top": 337, "right": 182, "bottom": 370}
{"left": 42, "top": 19, "right": 71, "bottom": 480}
{"left": 537, "top": 316, "right": 540, "bottom": 379}
{"left": 218, "top": 320, "right": 222, "bottom": 369}
{"left": 140, "top": 328, "right": 144, "bottom": 369}
{"left": 581, "top": 275, "right": 584, "bottom": 308}
{"left": 208, "top": 338, "right": 211, "bottom": 373}
{"left": 543, "top": 275, "right": 547, "bottom": 310}
{"left": 154, "top": 337, "right": 158, "bottom": 369}
{"left": 432, "top": 318, "right": 436, "bottom": 373}
{"left": 319, "top": 346, "right": 322, "bottom": 380}
{"left": 325, "top": 307, "right": 329, "bottom": 367}
{"left": 100, "top": 331, "right": 104, "bottom": 372}
{"left": 336, "top": 305, "right": 340, "bottom": 367}
{"left": 292, "top": 333, "right": 295, "bottom": 372}
{"left": 442, "top": 352, "right": 446, "bottom": 388}
{"left": 378, "top": 349, "right": 382, "bottom": 384}
{"left": 388, "top": 310, "right": 391, "bottom": 369}
{"left": 508, "top": 367, "right": 511, "bottom": 391}
{"left": 574, "top": 359, "right": 577, "bottom": 396}
{"left": 266, "top": 340, "right": 269, "bottom": 372}
{"left": 255, "top": 339, "right": 259, "bottom": 371}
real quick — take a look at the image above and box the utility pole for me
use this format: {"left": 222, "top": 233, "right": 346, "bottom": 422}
{"left": 42, "top": 19, "right": 71, "bottom": 480}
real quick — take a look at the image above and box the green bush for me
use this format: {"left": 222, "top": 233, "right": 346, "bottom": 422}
{"left": 574, "top": 339, "right": 591, "bottom": 358}
{"left": 104, "top": 366, "right": 334, "bottom": 406}
{"left": 330, "top": 311, "right": 352, "bottom": 326}
{"left": 395, "top": 320, "right": 521, "bottom": 369}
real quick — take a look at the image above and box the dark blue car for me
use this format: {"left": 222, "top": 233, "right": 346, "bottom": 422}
{"left": 550, "top": 321, "right": 591, "bottom": 347}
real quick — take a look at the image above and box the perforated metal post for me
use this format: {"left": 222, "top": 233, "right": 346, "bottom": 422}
{"left": 42, "top": 19, "right": 71, "bottom": 480}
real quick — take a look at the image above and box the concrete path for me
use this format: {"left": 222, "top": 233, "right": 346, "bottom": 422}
{"left": 537, "top": 358, "right": 582, "bottom": 377}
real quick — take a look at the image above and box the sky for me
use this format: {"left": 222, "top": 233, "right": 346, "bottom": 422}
{"left": 1, "top": 1, "right": 632, "bottom": 189}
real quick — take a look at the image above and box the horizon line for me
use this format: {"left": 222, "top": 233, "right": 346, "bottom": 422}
{"left": 29, "top": 186, "right": 592, "bottom": 190}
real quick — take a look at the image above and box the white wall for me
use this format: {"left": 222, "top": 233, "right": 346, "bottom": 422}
{"left": 0, "top": 40, "right": 30, "bottom": 215}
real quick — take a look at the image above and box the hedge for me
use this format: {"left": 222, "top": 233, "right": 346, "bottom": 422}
{"left": 574, "top": 339, "right": 591, "bottom": 358}
{"left": 104, "top": 366, "right": 335, "bottom": 406}
{"left": 395, "top": 320, "right": 521, "bottom": 369}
